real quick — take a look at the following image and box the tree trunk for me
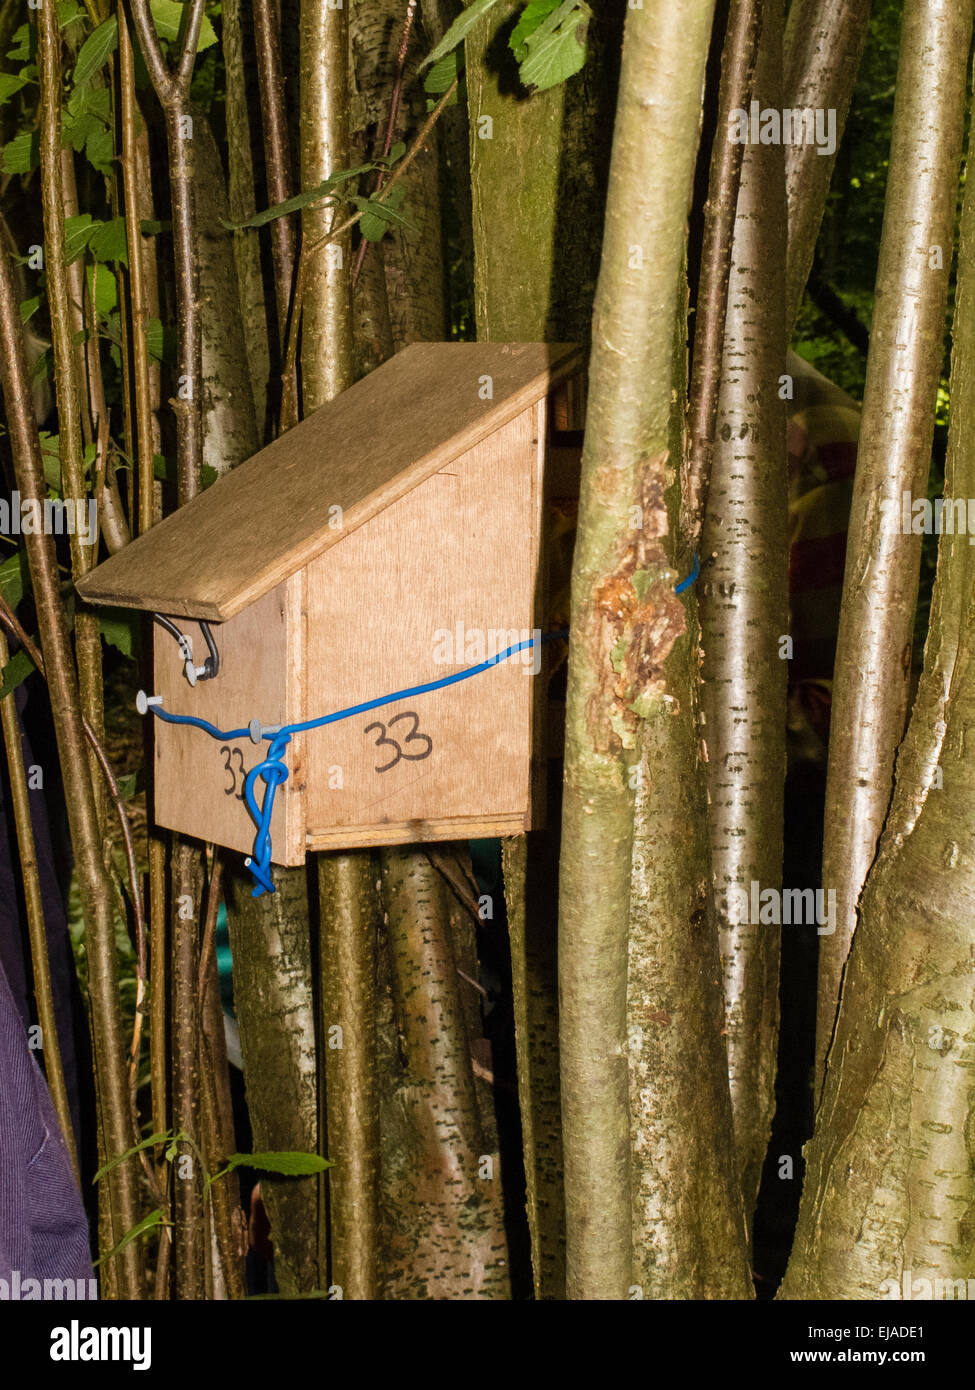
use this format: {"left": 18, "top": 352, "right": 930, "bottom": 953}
{"left": 780, "top": 110, "right": 975, "bottom": 1294}
{"left": 817, "top": 0, "right": 973, "bottom": 1095}
{"left": 699, "top": 0, "right": 788, "bottom": 1219}
{"left": 559, "top": 0, "right": 717, "bottom": 1300}
{"left": 225, "top": 864, "right": 322, "bottom": 1293}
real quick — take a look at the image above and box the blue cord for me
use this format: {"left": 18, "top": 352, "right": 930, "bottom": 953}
{"left": 148, "top": 557, "right": 699, "bottom": 897}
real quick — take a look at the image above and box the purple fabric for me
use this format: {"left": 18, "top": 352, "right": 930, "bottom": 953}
{"left": 0, "top": 952, "right": 93, "bottom": 1285}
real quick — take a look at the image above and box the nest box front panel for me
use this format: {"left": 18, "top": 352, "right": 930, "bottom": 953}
{"left": 152, "top": 579, "right": 306, "bottom": 864}
{"left": 303, "top": 408, "right": 543, "bottom": 851}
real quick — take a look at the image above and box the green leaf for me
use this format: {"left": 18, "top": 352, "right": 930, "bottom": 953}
{"left": 149, "top": 0, "right": 218, "bottom": 51}
{"left": 423, "top": 50, "right": 460, "bottom": 96}
{"left": 19, "top": 295, "right": 40, "bottom": 324}
{"left": 87, "top": 263, "right": 117, "bottom": 317}
{"left": 85, "top": 126, "right": 115, "bottom": 176}
{"left": 385, "top": 141, "right": 406, "bottom": 164}
{"left": 140, "top": 218, "right": 166, "bottom": 236}
{"left": 99, "top": 608, "right": 139, "bottom": 660}
{"left": 64, "top": 213, "right": 97, "bottom": 264}
{"left": 517, "top": 0, "right": 590, "bottom": 92}
{"left": 509, "top": 0, "right": 560, "bottom": 59}
{"left": 201, "top": 463, "right": 218, "bottom": 490}
{"left": 355, "top": 187, "right": 416, "bottom": 243}
{"left": 63, "top": 109, "right": 101, "bottom": 153}
{"left": 0, "top": 648, "right": 33, "bottom": 700}
{"left": 223, "top": 167, "right": 372, "bottom": 231}
{"left": 68, "top": 84, "right": 111, "bottom": 121}
{"left": 0, "top": 72, "right": 29, "bottom": 105}
{"left": 116, "top": 772, "right": 137, "bottom": 800}
{"left": 57, "top": 1, "right": 84, "bottom": 28}
{"left": 93, "top": 1130, "right": 174, "bottom": 1184}
{"left": 152, "top": 452, "right": 172, "bottom": 481}
{"left": 73, "top": 15, "right": 119, "bottom": 86}
{"left": 145, "top": 319, "right": 165, "bottom": 362}
{"left": 420, "top": 0, "right": 500, "bottom": 69}
{"left": 223, "top": 1151, "right": 332, "bottom": 1178}
{"left": 0, "top": 551, "right": 29, "bottom": 610}
{"left": 7, "top": 23, "right": 35, "bottom": 63}
{"left": 93, "top": 1209, "right": 169, "bottom": 1267}
{"left": 2, "top": 130, "right": 39, "bottom": 175}
{"left": 89, "top": 217, "right": 128, "bottom": 265}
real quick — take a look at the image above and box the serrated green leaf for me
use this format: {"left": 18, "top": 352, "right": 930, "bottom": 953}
{"left": 0, "top": 72, "right": 29, "bottom": 105}
{"left": 7, "top": 23, "right": 35, "bottom": 63}
{"left": 223, "top": 166, "right": 372, "bottom": 231}
{"left": 2, "top": 130, "right": 39, "bottom": 175}
{"left": 99, "top": 608, "right": 139, "bottom": 659}
{"left": 63, "top": 109, "right": 100, "bottom": 153}
{"left": 68, "top": 84, "right": 111, "bottom": 120}
{"left": 64, "top": 213, "right": 97, "bottom": 264}
{"left": 518, "top": 0, "right": 589, "bottom": 92}
{"left": 420, "top": 0, "right": 500, "bottom": 69}
{"left": 73, "top": 15, "right": 119, "bottom": 86}
{"left": 355, "top": 188, "right": 416, "bottom": 243}
{"left": 423, "top": 50, "right": 460, "bottom": 95}
{"left": 57, "top": 1, "right": 83, "bottom": 28}
{"left": 0, "top": 551, "right": 29, "bottom": 610}
{"left": 87, "top": 262, "right": 117, "bottom": 316}
{"left": 509, "top": 0, "right": 560, "bottom": 59}
{"left": 89, "top": 217, "right": 128, "bottom": 265}
{"left": 149, "top": 0, "right": 218, "bottom": 51}
{"left": 85, "top": 126, "right": 115, "bottom": 176}
{"left": 224, "top": 1151, "right": 332, "bottom": 1178}
{"left": 19, "top": 295, "right": 40, "bottom": 324}
{"left": 93, "top": 1209, "right": 168, "bottom": 1267}
{"left": 116, "top": 772, "right": 137, "bottom": 800}
{"left": 1, "top": 648, "right": 36, "bottom": 701}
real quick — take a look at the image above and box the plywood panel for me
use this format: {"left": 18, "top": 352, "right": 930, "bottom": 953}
{"left": 151, "top": 577, "right": 305, "bottom": 864}
{"left": 77, "top": 343, "right": 584, "bottom": 621}
{"left": 303, "top": 411, "right": 541, "bottom": 846}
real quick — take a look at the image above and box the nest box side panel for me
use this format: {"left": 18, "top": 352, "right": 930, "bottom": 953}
{"left": 303, "top": 409, "right": 541, "bottom": 850}
{"left": 152, "top": 578, "right": 306, "bottom": 864}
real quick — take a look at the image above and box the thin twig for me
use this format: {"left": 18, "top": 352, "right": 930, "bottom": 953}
{"left": 352, "top": 0, "right": 418, "bottom": 287}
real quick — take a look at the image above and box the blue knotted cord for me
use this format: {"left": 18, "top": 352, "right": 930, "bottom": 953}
{"left": 146, "top": 557, "right": 699, "bottom": 896}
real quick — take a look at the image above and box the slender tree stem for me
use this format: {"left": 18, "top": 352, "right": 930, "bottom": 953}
{"left": 559, "top": 0, "right": 717, "bottom": 1300}
{"left": 681, "top": 0, "right": 762, "bottom": 547}
{"left": 817, "top": 0, "right": 973, "bottom": 1096}
{"left": 0, "top": 628, "right": 79, "bottom": 1186}
{"left": 0, "top": 242, "right": 144, "bottom": 1297}
{"left": 254, "top": 0, "right": 297, "bottom": 366}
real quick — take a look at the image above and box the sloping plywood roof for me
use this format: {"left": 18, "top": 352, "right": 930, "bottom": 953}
{"left": 76, "top": 341, "right": 583, "bottom": 621}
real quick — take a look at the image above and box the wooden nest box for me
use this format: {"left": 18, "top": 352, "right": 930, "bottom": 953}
{"left": 76, "top": 342, "right": 587, "bottom": 883}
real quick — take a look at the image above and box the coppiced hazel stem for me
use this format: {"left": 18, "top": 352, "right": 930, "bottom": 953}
{"left": 817, "top": 0, "right": 973, "bottom": 1096}
{"left": 782, "top": 0, "right": 870, "bottom": 334}
{"left": 254, "top": 0, "right": 297, "bottom": 364}
{"left": 559, "top": 0, "right": 717, "bottom": 1300}
{"left": 0, "top": 628, "right": 78, "bottom": 1187}
{"left": 780, "top": 78, "right": 975, "bottom": 1296}
{"left": 119, "top": 15, "right": 157, "bottom": 537}
{"left": 282, "top": 79, "right": 459, "bottom": 414}
{"left": 318, "top": 855, "right": 381, "bottom": 1299}
{"left": 0, "top": 243, "right": 144, "bottom": 1297}
{"left": 127, "top": 0, "right": 207, "bottom": 503}
{"left": 681, "top": 0, "right": 762, "bottom": 546}
{"left": 699, "top": 0, "right": 789, "bottom": 1220}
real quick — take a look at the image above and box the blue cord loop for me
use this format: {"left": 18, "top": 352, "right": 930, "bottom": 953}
{"left": 146, "top": 556, "right": 698, "bottom": 898}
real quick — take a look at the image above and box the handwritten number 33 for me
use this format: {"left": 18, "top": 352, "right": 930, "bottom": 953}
{"left": 365, "top": 711, "right": 433, "bottom": 773}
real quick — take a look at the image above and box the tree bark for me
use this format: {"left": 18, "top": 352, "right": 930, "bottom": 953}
{"left": 225, "top": 864, "right": 322, "bottom": 1293}
{"left": 559, "top": 0, "right": 716, "bottom": 1300}
{"left": 379, "top": 849, "right": 510, "bottom": 1298}
{"left": 780, "top": 115, "right": 975, "bottom": 1295}
{"left": 699, "top": 0, "right": 788, "bottom": 1219}
{"left": 817, "top": 0, "right": 973, "bottom": 1096}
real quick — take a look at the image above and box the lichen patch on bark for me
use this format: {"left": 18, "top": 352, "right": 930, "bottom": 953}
{"left": 583, "top": 454, "right": 686, "bottom": 751}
